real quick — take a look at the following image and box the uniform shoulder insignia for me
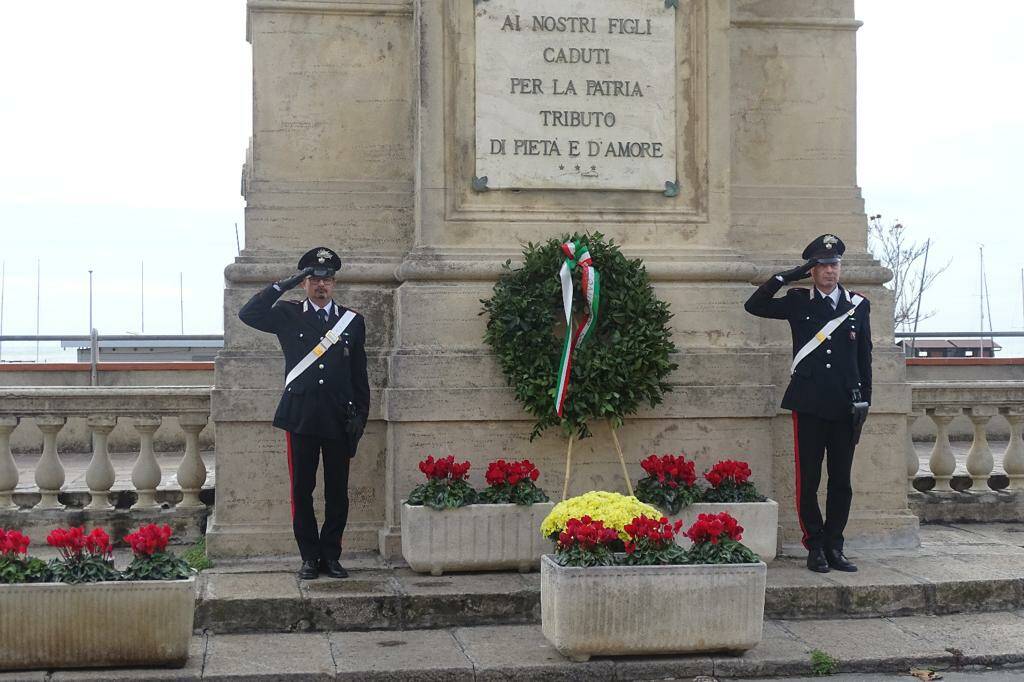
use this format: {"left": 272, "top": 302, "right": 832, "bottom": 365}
{"left": 788, "top": 287, "right": 809, "bottom": 295}
{"left": 850, "top": 290, "right": 869, "bottom": 301}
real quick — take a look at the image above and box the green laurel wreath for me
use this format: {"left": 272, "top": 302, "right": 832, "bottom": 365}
{"left": 481, "top": 233, "right": 678, "bottom": 440}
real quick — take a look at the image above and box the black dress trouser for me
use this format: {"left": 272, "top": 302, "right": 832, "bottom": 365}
{"left": 791, "top": 412, "right": 856, "bottom": 551}
{"left": 285, "top": 431, "right": 351, "bottom": 562}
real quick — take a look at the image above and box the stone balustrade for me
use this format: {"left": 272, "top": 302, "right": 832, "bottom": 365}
{"left": 908, "top": 381, "right": 1024, "bottom": 492}
{"left": 0, "top": 387, "right": 211, "bottom": 511}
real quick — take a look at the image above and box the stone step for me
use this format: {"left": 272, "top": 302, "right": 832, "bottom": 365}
{"left": 194, "top": 522, "right": 1024, "bottom": 633}
{"left": 34, "top": 613, "right": 1024, "bottom": 680}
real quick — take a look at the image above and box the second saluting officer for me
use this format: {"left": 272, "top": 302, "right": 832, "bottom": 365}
{"left": 239, "top": 247, "right": 370, "bottom": 580}
{"left": 744, "top": 234, "right": 872, "bottom": 574}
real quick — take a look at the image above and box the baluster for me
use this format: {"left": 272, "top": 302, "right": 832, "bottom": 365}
{"left": 927, "top": 407, "right": 960, "bottom": 491}
{"left": 0, "top": 417, "right": 19, "bottom": 510}
{"left": 85, "top": 416, "right": 117, "bottom": 510}
{"left": 176, "top": 414, "right": 208, "bottom": 508}
{"left": 131, "top": 416, "right": 163, "bottom": 510}
{"left": 1003, "top": 408, "right": 1024, "bottom": 490}
{"left": 905, "top": 411, "right": 923, "bottom": 492}
{"left": 35, "top": 416, "right": 67, "bottom": 509}
{"left": 965, "top": 406, "right": 997, "bottom": 491}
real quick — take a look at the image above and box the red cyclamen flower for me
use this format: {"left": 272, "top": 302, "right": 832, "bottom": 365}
{"left": 685, "top": 512, "right": 744, "bottom": 545}
{"left": 704, "top": 460, "right": 752, "bottom": 488}
{"left": 640, "top": 453, "right": 696, "bottom": 487}
{"left": 418, "top": 455, "right": 471, "bottom": 481}
{"left": 485, "top": 459, "right": 540, "bottom": 487}
{"left": 124, "top": 524, "right": 173, "bottom": 556}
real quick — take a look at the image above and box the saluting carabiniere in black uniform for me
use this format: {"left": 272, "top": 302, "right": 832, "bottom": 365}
{"left": 239, "top": 247, "right": 369, "bottom": 580}
{"left": 744, "top": 234, "right": 871, "bottom": 574}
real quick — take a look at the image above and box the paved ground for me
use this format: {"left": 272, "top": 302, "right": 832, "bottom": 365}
{"left": 7, "top": 611, "right": 1024, "bottom": 680}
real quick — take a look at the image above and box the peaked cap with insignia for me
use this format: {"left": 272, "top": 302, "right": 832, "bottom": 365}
{"left": 298, "top": 246, "right": 341, "bottom": 277}
{"left": 802, "top": 234, "right": 846, "bottom": 264}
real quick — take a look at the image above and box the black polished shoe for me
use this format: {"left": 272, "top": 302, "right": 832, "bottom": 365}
{"left": 298, "top": 559, "right": 319, "bottom": 580}
{"left": 320, "top": 559, "right": 349, "bottom": 579}
{"left": 806, "top": 548, "right": 830, "bottom": 573}
{"left": 825, "top": 548, "right": 858, "bottom": 572}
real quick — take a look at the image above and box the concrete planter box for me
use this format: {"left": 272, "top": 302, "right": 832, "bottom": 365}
{"left": 669, "top": 499, "right": 779, "bottom": 562}
{"left": 401, "top": 501, "right": 555, "bottom": 575}
{"left": 540, "top": 555, "right": 766, "bottom": 661}
{"left": 0, "top": 577, "right": 196, "bottom": 671}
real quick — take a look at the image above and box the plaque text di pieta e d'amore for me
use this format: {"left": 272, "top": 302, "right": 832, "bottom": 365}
{"left": 474, "top": 0, "right": 676, "bottom": 191}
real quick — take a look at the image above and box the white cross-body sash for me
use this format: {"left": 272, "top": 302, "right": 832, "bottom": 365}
{"left": 790, "top": 294, "right": 863, "bottom": 375}
{"left": 285, "top": 310, "right": 356, "bottom": 387}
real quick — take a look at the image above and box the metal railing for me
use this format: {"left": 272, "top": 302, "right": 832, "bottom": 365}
{"left": 0, "top": 333, "right": 224, "bottom": 385}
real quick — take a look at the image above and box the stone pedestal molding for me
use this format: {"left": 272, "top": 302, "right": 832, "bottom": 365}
{"left": 209, "top": 0, "right": 919, "bottom": 558}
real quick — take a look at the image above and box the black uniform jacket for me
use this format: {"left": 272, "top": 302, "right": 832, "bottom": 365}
{"left": 744, "top": 278, "right": 872, "bottom": 421}
{"left": 239, "top": 284, "right": 370, "bottom": 450}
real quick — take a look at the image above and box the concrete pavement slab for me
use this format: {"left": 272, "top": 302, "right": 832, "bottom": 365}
{"left": 202, "top": 632, "right": 334, "bottom": 681}
{"left": 894, "top": 611, "right": 1024, "bottom": 665}
{"left": 394, "top": 571, "right": 538, "bottom": 629}
{"left": 782, "top": 616, "right": 953, "bottom": 672}
{"left": 196, "top": 571, "right": 309, "bottom": 633}
{"left": 711, "top": 620, "right": 812, "bottom": 679}
{"left": 454, "top": 624, "right": 616, "bottom": 681}
{"left": 298, "top": 572, "right": 402, "bottom": 631}
{"left": 329, "top": 629, "right": 474, "bottom": 681}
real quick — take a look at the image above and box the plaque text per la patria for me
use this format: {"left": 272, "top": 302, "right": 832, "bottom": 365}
{"left": 474, "top": 0, "right": 676, "bottom": 191}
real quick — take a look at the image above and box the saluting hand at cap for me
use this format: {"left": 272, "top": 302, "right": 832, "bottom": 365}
{"left": 277, "top": 266, "right": 316, "bottom": 291}
{"left": 775, "top": 259, "right": 816, "bottom": 283}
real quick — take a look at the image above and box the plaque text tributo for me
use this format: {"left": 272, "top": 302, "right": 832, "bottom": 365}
{"left": 475, "top": 0, "right": 677, "bottom": 191}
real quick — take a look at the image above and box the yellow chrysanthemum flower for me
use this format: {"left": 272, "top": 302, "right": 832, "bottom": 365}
{"left": 540, "top": 491, "right": 663, "bottom": 541}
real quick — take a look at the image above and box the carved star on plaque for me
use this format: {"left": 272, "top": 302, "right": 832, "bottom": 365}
{"left": 558, "top": 165, "right": 564, "bottom": 171}
{"left": 574, "top": 165, "right": 580, "bottom": 171}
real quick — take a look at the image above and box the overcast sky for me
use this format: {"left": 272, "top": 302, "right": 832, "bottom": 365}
{"left": 1, "top": 1, "right": 1022, "bottom": 360}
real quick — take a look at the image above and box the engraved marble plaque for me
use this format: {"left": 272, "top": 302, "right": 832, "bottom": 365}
{"left": 474, "top": 0, "right": 676, "bottom": 191}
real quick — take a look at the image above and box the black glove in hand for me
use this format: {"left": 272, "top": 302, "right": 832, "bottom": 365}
{"left": 343, "top": 402, "right": 365, "bottom": 441}
{"left": 775, "top": 260, "right": 816, "bottom": 283}
{"left": 276, "top": 266, "right": 315, "bottom": 291}
{"left": 851, "top": 402, "right": 869, "bottom": 430}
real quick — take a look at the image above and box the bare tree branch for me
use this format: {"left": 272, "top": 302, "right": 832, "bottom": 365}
{"left": 867, "top": 214, "right": 951, "bottom": 332}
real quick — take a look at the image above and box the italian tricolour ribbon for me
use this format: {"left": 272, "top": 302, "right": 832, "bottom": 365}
{"left": 554, "top": 240, "right": 600, "bottom": 417}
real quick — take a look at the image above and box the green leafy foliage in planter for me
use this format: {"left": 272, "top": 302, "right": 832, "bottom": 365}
{"left": 683, "top": 512, "right": 759, "bottom": 564}
{"left": 0, "top": 529, "right": 49, "bottom": 583}
{"left": 123, "top": 524, "right": 193, "bottom": 581}
{"left": 407, "top": 456, "right": 478, "bottom": 510}
{"left": 553, "top": 516, "right": 619, "bottom": 567}
{"left": 700, "top": 460, "right": 766, "bottom": 504}
{"left": 46, "top": 527, "right": 120, "bottom": 584}
{"left": 634, "top": 453, "right": 702, "bottom": 515}
{"left": 621, "top": 516, "right": 688, "bottom": 566}
{"left": 479, "top": 459, "right": 551, "bottom": 505}
{"left": 482, "top": 233, "right": 677, "bottom": 439}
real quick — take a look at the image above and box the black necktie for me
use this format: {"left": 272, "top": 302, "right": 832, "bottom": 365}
{"left": 318, "top": 309, "right": 328, "bottom": 325}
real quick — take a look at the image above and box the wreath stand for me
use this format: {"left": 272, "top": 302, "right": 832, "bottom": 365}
{"left": 561, "top": 420, "right": 635, "bottom": 500}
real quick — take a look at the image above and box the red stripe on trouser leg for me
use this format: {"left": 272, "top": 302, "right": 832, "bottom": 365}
{"left": 285, "top": 431, "right": 296, "bottom": 520}
{"left": 792, "top": 412, "right": 810, "bottom": 549}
